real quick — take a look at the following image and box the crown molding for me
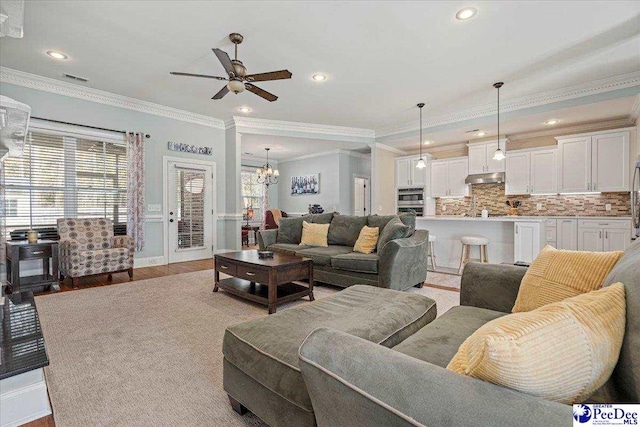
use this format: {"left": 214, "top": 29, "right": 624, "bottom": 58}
{"left": 553, "top": 125, "right": 637, "bottom": 141}
{"left": 507, "top": 117, "right": 635, "bottom": 141}
{"left": 230, "top": 116, "right": 375, "bottom": 140}
{"left": 277, "top": 148, "right": 370, "bottom": 164}
{"left": 0, "top": 67, "right": 226, "bottom": 130}
{"left": 372, "top": 143, "right": 407, "bottom": 155}
{"left": 376, "top": 71, "right": 640, "bottom": 139}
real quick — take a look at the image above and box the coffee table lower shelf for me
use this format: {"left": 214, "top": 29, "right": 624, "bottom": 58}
{"left": 215, "top": 277, "right": 313, "bottom": 312}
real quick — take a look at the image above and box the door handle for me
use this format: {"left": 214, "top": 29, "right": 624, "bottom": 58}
{"left": 169, "top": 219, "right": 174, "bottom": 223}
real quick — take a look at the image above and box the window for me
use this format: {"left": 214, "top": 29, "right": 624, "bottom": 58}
{"left": 1, "top": 126, "right": 127, "bottom": 235}
{"left": 241, "top": 168, "right": 264, "bottom": 222}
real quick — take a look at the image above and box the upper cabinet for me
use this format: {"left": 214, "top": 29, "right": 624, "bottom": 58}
{"left": 396, "top": 155, "right": 429, "bottom": 189}
{"left": 505, "top": 148, "right": 557, "bottom": 195}
{"left": 556, "top": 130, "right": 629, "bottom": 193}
{"left": 430, "top": 157, "right": 469, "bottom": 197}
{"left": 467, "top": 140, "right": 506, "bottom": 175}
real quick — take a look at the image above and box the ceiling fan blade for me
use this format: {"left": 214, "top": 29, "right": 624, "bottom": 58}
{"left": 245, "top": 70, "right": 292, "bottom": 82}
{"left": 212, "top": 85, "right": 230, "bottom": 100}
{"left": 245, "top": 83, "right": 278, "bottom": 102}
{"left": 212, "top": 48, "right": 236, "bottom": 78}
{"left": 170, "top": 72, "right": 228, "bottom": 81}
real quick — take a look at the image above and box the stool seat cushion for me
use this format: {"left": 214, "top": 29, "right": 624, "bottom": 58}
{"left": 428, "top": 234, "right": 437, "bottom": 242}
{"left": 461, "top": 235, "right": 490, "bottom": 245}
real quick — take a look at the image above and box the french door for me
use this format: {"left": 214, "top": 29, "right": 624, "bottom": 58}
{"left": 166, "top": 160, "right": 214, "bottom": 263}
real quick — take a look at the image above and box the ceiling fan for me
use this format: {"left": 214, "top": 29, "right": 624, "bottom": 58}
{"left": 170, "top": 33, "right": 292, "bottom": 102}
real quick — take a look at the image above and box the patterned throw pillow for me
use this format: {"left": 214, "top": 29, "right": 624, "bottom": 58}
{"left": 512, "top": 245, "right": 623, "bottom": 312}
{"left": 300, "top": 221, "right": 330, "bottom": 247}
{"left": 353, "top": 226, "right": 379, "bottom": 254}
{"left": 447, "top": 284, "right": 626, "bottom": 404}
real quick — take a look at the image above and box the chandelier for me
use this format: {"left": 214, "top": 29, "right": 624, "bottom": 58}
{"left": 256, "top": 147, "right": 279, "bottom": 186}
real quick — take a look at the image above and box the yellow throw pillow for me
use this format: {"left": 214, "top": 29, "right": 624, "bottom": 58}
{"left": 512, "top": 245, "right": 623, "bottom": 312}
{"left": 300, "top": 221, "right": 329, "bottom": 247}
{"left": 447, "top": 283, "right": 626, "bottom": 404}
{"left": 353, "top": 226, "right": 379, "bottom": 254}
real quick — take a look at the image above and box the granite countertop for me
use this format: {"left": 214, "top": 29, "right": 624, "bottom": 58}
{"left": 418, "top": 215, "right": 632, "bottom": 222}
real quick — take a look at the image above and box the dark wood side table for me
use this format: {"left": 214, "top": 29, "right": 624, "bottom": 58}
{"left": 5, "top": 240, "right": 60, "bottom": 294}
{"left": 241, "top": 225, "right": 260, "bottom": 247}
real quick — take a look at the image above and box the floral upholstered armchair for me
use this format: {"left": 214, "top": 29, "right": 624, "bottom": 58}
{"left": 57, "top": 218, "right": 134, "bottom": 288}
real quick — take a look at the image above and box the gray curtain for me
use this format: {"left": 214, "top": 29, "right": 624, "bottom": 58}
{"left": 126, "top": 132, "right": 145, "bottom": 251}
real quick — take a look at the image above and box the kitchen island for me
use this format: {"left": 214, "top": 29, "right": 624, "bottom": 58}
{"left": 416, "top": 215, "right": 547, "bottom": 270}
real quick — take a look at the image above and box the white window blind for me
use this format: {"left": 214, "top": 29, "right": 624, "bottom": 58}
{"left": 2, "top": 130, "right": 127, "bottom": 235}
{"left": 241, "top": 169, "right": 264, "bottom": 221}
{"left": 174, "top": 168, "right": 205, "bottom": 249}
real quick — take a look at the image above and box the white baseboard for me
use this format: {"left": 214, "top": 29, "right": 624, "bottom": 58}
{"left": 133, "top": 256, "right": 166, "bottom": 268}
{"left": 0, "top": 369, "right": 52, "bottom": 427}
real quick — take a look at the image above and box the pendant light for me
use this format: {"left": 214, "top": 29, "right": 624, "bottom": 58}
{"left": 416, "top": 103, "right": 426, "bottom": 169}
{"left": 492, "top": 82, "right": 505, "bottom": 161}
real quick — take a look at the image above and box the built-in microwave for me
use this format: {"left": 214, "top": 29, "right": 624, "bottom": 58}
{"left": 398, "top": 187, "right": 425, "bottom": 216}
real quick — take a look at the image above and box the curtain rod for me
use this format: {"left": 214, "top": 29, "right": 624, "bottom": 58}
{"left": 31, "top": 116, "right": 151, "bottom": 139}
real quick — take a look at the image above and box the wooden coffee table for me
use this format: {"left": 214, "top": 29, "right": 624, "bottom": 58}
{"left": 214, "top": 250, "right": 314, "bottom": 314}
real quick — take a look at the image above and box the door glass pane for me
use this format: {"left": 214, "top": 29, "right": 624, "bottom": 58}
{"left": 174, "top": 168, "right": 206, "bottom": 250}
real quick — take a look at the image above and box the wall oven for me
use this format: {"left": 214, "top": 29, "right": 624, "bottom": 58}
{"left": 398, "top": 187, "right": 425, "bottom": 216}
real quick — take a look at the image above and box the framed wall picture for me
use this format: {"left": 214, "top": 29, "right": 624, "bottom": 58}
{"left": 291, "top": 174, "right": 319, "bottom": 195}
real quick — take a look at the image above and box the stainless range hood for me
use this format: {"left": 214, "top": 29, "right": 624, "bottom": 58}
{"left": 465, "top": 172, "right": 505, "bottom": 185}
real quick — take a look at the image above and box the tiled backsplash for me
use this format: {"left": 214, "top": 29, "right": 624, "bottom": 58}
{"left": 435, "top": 183, "right": 631, "bottom": 217}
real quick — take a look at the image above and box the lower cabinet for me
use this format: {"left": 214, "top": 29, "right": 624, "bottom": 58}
{"left": 514, "top": 222, "right": 545, "bottom": 264}
{"left": 557, "top": 219, "right": 578, "bottom": 250}
{"left": 577, "top": 219, "right": 632, "bottom": 252}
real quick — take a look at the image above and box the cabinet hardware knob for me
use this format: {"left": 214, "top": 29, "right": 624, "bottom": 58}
{"left": 220, "top": 265, "right": 228, "bottom": 269}
{"left": 32, "top": 251, "right": 44, "bottom": 255}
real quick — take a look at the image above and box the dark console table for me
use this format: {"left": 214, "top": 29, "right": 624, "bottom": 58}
{"left": 5, "top": 240, "right": 60, "bottom": 294}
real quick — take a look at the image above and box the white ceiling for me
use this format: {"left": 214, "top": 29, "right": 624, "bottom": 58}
{"left": 241, "top": 134, "right": 370, "bottom": 161}
{"left": 388, "top": 95, "right": 639, "bottom": 151}
{"left": 1, "top": 1, "right": 639, "bottom": 131}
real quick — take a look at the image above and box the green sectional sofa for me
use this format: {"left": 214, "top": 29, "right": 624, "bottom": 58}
{"left": 257, "top": 212, "right": 429, "bottom": 291}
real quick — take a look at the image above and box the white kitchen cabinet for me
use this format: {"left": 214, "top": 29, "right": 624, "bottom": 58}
{"left": 430, "top": 161, "right": 449, "bottom": 197}
{"left": 557, "top": 219, "right": 578, "bottom": 250}
{"left": 530, "top": 149, "right": 557, "bottom": 194}
{"left": 514, "top": 221, "right": 544, "bottom": 263}
{"left": 396, "top": 156, "right": 430, "bottom": 188}
{"left": 546, "top": 219, "right": 557, "bottom": 247}
{"left": 396, "top": 158, "right": 411, "bottom": 188}
{"left": 578, "top": 219, "right": 632, "bottom": 252}
{"left": 556, "top": 130, "right": 630, "bottom": 193}
{"left": 591, "top": 132, "right": 629, "bottom": 192}
{"left": 467, "top": 140, "right": 506, "bottom": 175}
{"left": 430, "top": 157, "right": 469, "bottom": 198}
{"left": 505, "top": 151, "right": 530, "bottom": 195}
{"left": 505, "top": 148, "right": 557, "bottom": 195}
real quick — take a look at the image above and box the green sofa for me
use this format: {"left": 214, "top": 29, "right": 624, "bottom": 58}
{"left": 298, "top": 239, "right": 640, "bottom": 426}
{"left": 257, "top": 212, "right": 429, "bottom": 291}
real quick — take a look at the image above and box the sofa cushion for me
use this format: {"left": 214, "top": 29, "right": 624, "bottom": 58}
{"left": 377, "top": 217, "right": 409, "bottom": 252}
{"left": 295, "top": 245, "right": 354, "bottom": 266}
{"left": 393, "top": 305, "right": 506, "bottom": 368}
{"left": 223, "top": 285, "right": 437, "bottom": 412}
{"left": 448, "top": 284, "right": 626, "bottom": 404}
{"left": 276, "top": 215, "right": 312, "bottom": 244}
{"left": 310, "top": 212, "right": 335, "bottom": 224}
{"left": 331, "top": 252, "right": 379, "bottom": 273}
{"left": 512, "top": 245, "right": 623, "bottom": 312}
{"left": 398, "top": 211, "right": 417, "bottom": 235}
{"left": 367, "top": 214, "right": 397, "bottom": 233}
{"left": 327, "top": 215, "right": 368, "bottom": 246}
{"left": 268, "top": 243, "right": 308, "bottom": 255}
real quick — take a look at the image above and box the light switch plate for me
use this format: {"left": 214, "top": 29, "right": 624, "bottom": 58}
{"left": 148, "top": 204, "right": 162, "bottom": 212}
{"left": 605, "top": 204, "right": 611, "bottom": 211}
{"left": 442, "top": 205, "right": 447, "bottom": 212}
{"left": 536, "top": 203, "right": 543, "bottom": 211}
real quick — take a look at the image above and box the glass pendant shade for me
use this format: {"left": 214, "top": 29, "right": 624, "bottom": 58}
{"left": 493, "top": 148, "right": 505, "bottom": 161}
{"left": 416, "top": 158, "right": 426, "bottom": 169}
{"left": 492, "top": 82, "right": 505, "bottom": 161}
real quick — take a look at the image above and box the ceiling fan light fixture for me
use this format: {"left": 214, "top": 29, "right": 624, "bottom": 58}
{"left": 227, "top": 79, "right": 245, "bottom": 94}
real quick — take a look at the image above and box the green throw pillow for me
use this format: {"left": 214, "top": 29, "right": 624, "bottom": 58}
{"left": 377, "top": 217, "right": 410, "bottom": 252}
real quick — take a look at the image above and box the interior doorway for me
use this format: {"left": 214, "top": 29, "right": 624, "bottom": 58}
{"left": 353, "top": 175, "right": 370, "bottom": 216}
{"left": 164, "top": 157, "right": 215, "bottom": 263}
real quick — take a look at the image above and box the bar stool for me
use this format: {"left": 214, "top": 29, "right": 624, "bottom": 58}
{"left": 458, "top": 235, "right": 489, "bottom": 275}
{"left": 428, "top": 234, "right": 437, "bottom": 271}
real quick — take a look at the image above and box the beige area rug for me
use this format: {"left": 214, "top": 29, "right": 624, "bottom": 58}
{"left": 35, "top": 270, "right": 460, "bottom": 427}
{"left": 425, "top": 271, "right": 461, "bottom": 291}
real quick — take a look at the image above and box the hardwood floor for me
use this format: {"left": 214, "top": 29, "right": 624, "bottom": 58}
{"left": 24, "top": 258, "right": 218, "bottom": 427}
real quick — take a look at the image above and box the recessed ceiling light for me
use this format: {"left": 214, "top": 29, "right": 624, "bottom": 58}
{"left": 476, "top": 131, "right": 486, "bottom": 137}
{"left": 46, "top": 50, "right": 68, "bottom": 60}
{"left": 312, "top": 74, "right": 327, "bottom": 82}
{"left": 456, "top": 7, "right": 477, "bottom": 21}
{"left": 545, "top": 119, "right": 559, "bottom": 125}
{"left": 237, "top": 106, "right": 252, "bottom": 113}
{"left": 423, "top": 140, "right": 432, "bottom": 145}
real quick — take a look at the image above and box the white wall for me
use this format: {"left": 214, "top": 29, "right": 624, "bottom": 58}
{"left": 277, "top": 151, "right": 370, "bottom": 215}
